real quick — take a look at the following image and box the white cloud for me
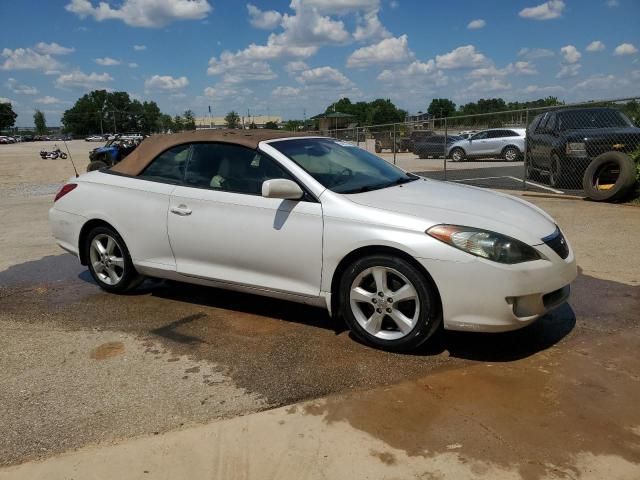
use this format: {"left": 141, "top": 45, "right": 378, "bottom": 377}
{"left": 467, "top": 19, "right": 486, "bottom": 30}
{"left": 285, "top": 60, "right": 309, "bottom": 73}
{"left": 35, "top": 96, "right": 65, "bottom": 105}
{"left": 347, "top": 34, "right": 412, "bottom": 68}
{"left": 298, "top": 0, "right": 381, "bottom": 15}
{"left": 519, "top": 0, "right": 565, "bottom": 20}
{"left": 272, "top": 86, "right": 301, "bottom": 97}
{"left": 469, "top": 61, "right": 537, "bottom": 78}
{"left": 377, "top": 60, "right": 448, "bottom": 90}
{"left": 464, "top": 78, "right": 511, "bottom": 94}
{"left": 575, "top": 74, "right": 626, "bottom": 90}
{"left": 95, "top": 56, "right": 121, "bottom": 66}
{"left": 557, "top": 64, "right": 581, "bottom": 78}
{"left": 586, "top": 41, "right": 605, "bottom": 52}
{"left": 1, "top": 48, "right": 61, "bottom": 73}
{"left": 208, "top": 52, "right": 277, "bottom": 83}
{"left": 55, "top": 70, "right": 113, "bottom": 89}
{"left": 204, "top": 84, "right": 253, "bottom": 102}
{"left": 436, "top": 45, "right": 488, "bottom": 69}
{"left": 128, "top": 62, "right": 138, "bottom": 68}
{"left": 247, "top": 4, "right": 282, "bottom": 29}
{"left": 560, "top": 45, "right": 581, "bottom": 64}
{"left": 133, "top": 44, "right": 147, "bottom": 51}
{"left": 5, "top": 78, "right": 38, "bottom": 95}
{"left": 613, "top": 43, "right": 638, "bottom": 56}
{"left": 0, "top": 97, "right": 17, "bottom": 105}
{"left": 65, "top": 0, "right": 212, "bottom": 28}
{"left": 523, "top": 84, "right": 565, "bottom": 94}
{"left": 518, "top": 47, "right": 554, "bottom": 59}
{"left": 144, "top": 75, "right": 189, "bottom": 91}
{"left": 35, "top": 42, "right": 75, "bottom": 55}
{"left": 297, "top": 66, "right": 353, "bottom": 87}
{"left": 353, "top": 9, "right": 391, "bottom": 41}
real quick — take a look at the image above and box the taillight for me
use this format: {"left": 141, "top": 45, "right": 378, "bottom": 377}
{"left": 54, "top": 183, "right": 77, "bottom": 202}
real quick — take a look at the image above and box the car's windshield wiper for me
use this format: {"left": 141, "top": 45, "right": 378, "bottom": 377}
{"left": 341, "top": 176, "right": 418, "bottom": 194}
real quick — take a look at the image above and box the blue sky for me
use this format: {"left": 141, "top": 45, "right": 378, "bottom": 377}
{"left": 1, "top": 0, "right": 639, "bottom": 126}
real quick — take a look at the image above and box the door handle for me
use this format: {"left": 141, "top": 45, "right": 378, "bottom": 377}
{"left": 170, "top": 205, "right": 192, "bottom": 216}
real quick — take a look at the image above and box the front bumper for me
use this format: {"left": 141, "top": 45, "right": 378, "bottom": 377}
{"left": 417, "top": 242, "right": 577, "bottom": 332}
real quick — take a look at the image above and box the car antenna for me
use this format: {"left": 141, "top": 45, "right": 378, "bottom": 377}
{"left": 62, "top": 138, "right": 79, "bottom": 178}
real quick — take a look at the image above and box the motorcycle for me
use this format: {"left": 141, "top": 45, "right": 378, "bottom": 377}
{"left": 40, "top": 145, "right": 68, "bottom": 160}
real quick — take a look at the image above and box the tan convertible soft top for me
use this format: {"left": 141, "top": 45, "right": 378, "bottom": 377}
{"left": 110, "top": 129, "right": 313, "bottom": 176}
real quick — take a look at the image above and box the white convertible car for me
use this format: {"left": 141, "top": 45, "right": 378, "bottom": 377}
{"left": 50, "top": 130, "right": 577, "bottom": 351}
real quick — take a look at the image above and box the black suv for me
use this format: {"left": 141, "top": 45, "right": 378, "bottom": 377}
{"left": 526, "top": 107, "right": 640, "bottom": 187}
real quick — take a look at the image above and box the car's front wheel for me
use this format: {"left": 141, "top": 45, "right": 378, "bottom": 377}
{"left": 450, "top": 147, "right": 465, "bottom": 162}
{"left": 503, "top": 146, "right": 520, "bottom": 162}
{"left": 339, "top": 254, "right": 441, "bottom": 351}
{"left": 85, "top": 226, "right": 144, "bottom": 293}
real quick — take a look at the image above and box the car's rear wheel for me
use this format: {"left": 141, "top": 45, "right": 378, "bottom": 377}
{"left": 87, "top": 160, "right": 108, "bottom": 172}
{"left": 450, "top": 147, "right": 465, "bottom": 162}
{"left": 85, "top": 226, "right": 143, "bottom": 293}
{"left": 503, "top": 146, "right": 519, "bottom": 162}
{"left": 339, "top": 255, "right": 441, "bottom": 351}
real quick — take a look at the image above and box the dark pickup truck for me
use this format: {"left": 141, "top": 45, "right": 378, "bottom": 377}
{"left": 526, "top": 107, "right": 640, "bottom": 188}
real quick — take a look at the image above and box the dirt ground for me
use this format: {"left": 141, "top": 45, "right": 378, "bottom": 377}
{"left": 0, "top": 140, "right": 639, "bottom": 479}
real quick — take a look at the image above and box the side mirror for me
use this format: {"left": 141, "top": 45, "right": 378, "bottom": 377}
{"left": 262, "top": 179, "right": 304, "bottom": 200}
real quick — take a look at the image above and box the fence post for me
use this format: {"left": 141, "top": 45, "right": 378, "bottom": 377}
{"left": 522, "top": 108, "right": 529, "bottom": 190}
{"left": 443, "top": 117, "right": 448, "bottom": 181}
{"left": 393, "top": 123, "right": 397, "bottom": 165}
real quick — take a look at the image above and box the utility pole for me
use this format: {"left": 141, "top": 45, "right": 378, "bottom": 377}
{"left": 112, "top": 111, "right": 117, "bottom": 134}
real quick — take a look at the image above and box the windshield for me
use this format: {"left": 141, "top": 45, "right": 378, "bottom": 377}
{"left": 558, "top": 109, "right": 632, "bottom": 130}
{"left": 272, "top": 138, "right": 419, "bottom": 194}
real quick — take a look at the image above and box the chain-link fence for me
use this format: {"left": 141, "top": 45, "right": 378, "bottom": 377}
{"left": 312, "top": 96, "right": 640, "bottom": 198}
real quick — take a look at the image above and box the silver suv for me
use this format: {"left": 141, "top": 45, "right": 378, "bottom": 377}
{"left": 448, "top": 128, "right": 526, "bottom": 162}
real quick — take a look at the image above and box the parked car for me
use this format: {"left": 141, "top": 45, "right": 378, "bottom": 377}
{"left": 86, "top": 135, "right": 105, "bottom": 142}
{"left": 526, "top": 107, "right": 640, "bottom": 192}
{"left": 414, "top": 135, "right": 463, "bottom": 159}
{"left": 400, "top": 130, "right": 435, "bottom": 153}
{"left": 0, "top": 136, "right": 10, "bottom": 144}
{"left": 372, "top": 131, "right": 401, "bottom": 153}
{"left": 50, "top": 130, "right": 576, "bottom": 352}
{"left": 448, "top": 128, "right": 526, "bottom": 162}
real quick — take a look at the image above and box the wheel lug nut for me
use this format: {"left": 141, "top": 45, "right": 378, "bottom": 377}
{"left": 376, "top": 308, "right": 382, "bottom": 313}
{"left": 387, "top": 298, "right": 393, "bottom": 303}
{"left": 378, "top": 292, "right": 384, "bottom": 297}
{"left": 386, "top": 308, "right": 392, "bottom": 313}
{"left": 372, "top": 298, "right": 377, "bottom": 303}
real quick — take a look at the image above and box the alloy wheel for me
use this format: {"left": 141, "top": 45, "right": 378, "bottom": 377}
{"left": 349, "top": 266, "right": 421, "bottom": 341}
{"left": 89, "top": 234, "right": 125, "bottom": 286}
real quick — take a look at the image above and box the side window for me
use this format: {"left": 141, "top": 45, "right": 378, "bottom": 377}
{"left": 528, "top": 115, "right": 542, "bottom": 134}
{"left": 535, "top": 113, "right": 549, "bottom": 133}
{"left": 546, "top": 114, "right": 557, "bottom": 132}
{"left": 472, "top": 131, "right": 488, "bottom": 140}
{"left": 487, "top": 130, "right": 503, "bottom": 139}
{"left": 184, "top": 143, "right": 294, "bottom": 195}
{"left": 139, "top": 144, "right": 190, "bottom": 183}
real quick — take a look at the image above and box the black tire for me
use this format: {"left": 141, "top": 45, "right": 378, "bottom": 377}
{"left": 450, "top": 147, "right": 465, "bottom": 162}
{"left": 502, "top": 146, "right": 520, "bottom": 162}
{"left": 582, "top": 152, "right": 637, "bottom": 202}
{"left": 59, "top": 152, "right": 68, "bottom": 159}
{"left": 87, "top": 160, "right": 108, "bottom": 172}
{"left": 84, "top": 226, "right": 144, "bottom": 293}
{"left": 339, "top": 254, "right": 441, "bottom": 352}
{"left": 549, "top": 153, "right": 563, "bottom": 188}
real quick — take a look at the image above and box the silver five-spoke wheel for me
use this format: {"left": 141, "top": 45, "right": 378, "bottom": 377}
{"left": 89, "top": 233, "right": 125, "bottom": 286}
{"left": 349, "top": 266, "right": 420, "bottom": 341}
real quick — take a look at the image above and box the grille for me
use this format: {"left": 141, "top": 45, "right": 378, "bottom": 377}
{"left": 543, "top": 228, "right": 569, "bottom": 260}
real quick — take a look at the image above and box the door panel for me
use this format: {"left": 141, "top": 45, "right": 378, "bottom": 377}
{"left": 168, "top": 187, "right": 323, "bottom": 297}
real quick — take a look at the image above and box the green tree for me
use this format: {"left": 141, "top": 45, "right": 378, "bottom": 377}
{"left": 248, "top": 121, "right": 257, "bottom": 129}
{"left": 264, "top": 120, "right": 279, "bottom": 129}
{"left": 284, "top": 120, "right": 304, "bottom": 131}
{"left": 225, "top": 110, "right": 240, "bottom": 128}
{"left": 427, "top": 98, "right": 456, "bottom": 118}
{"left": 183, "top": 110, "right": 196, "bottom": 130}
{"left": 34, "top": 109, "right": 47, "bottom": 135}
{"left": 173, "top": 115, "right": 184, "bottom": 132}
{"left": 0, "top": 102, "right": 17, "bottom": 130}
{"left": 366, "top": 98, "right": 407, "bottom": 125}
{"left": 159, "top": 113, "right": 173, "bottom": 132}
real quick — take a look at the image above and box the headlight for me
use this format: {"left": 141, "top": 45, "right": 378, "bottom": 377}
{"left": 426, "top": 225, "right": 540, "bottom": 264}
{"left": 566, "top": 142, "right": 586, "bottom": 155}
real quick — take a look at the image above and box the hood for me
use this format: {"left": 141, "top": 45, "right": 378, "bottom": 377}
{"left": 346, "top": 178, "right": 557, "bottom": 245}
